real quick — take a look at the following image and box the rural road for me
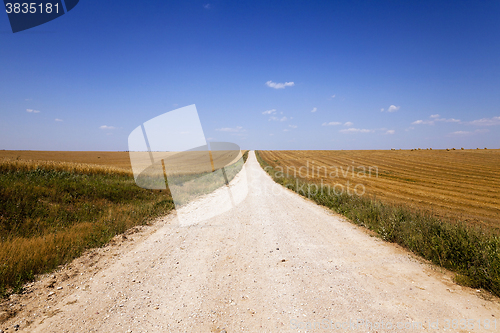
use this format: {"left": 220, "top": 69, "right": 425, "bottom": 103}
{"left": 16, "top": 151, "right": 500, "bottom": 332}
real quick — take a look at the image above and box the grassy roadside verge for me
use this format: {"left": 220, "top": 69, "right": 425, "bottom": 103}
{"left": 242, "top": 150, "right": 249, "bottom": 163}
{"left": 0, "top": 159, "right": 174, "bottom": 297}
{"left": 255, "top": 150, "right": 500, "bottom": 297}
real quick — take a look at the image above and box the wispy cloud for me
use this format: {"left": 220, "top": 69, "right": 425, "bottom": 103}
{"left": 450, "top": 129, "right": 489, "bottom": 136}
{"left": 331, "top": 94, "right": 336, "bottom": 99}
{"left": 343, "top": 121, "right": 353, "bottom": 127}
{"left": 100, "top": 125, "right": 115, "bottom": 130}
{"left": 387, "top": 105, "right": 400, "bottom": 113}
{"left": 288, "top": 124, "right": 297, "bottom": 129}
{"left": 340, "top": 128, "right": 373, "bottom": 134}
{"left": 413, "top": 115, "right": 461, "bottom": 125}
{"left": 262, "top": 109, "right": 276, "bottom": 115}
{"left": 385, "top": 130, "right": 395, "bottom": 135}
{"left": 311, "top": 107, "right": 317, "bottom": 113}
{"left": 203, "top": 4, "right": 210, "bottom": 9}
{"left": 216, "top": 126, "right": 244, "bottom": 132}
{"left": 451, "top": 131, "right": 472, "bottom": 135}
{"left": 55, "top": 118, "right": 63, "bottom": 122}
{"left": 469, "top": 116, "right": 500, "bottom": 126}
{"left": 412, "top": 119, "right": 434, "bottom": 125}
{"left": 269, "top": 116, "right": 288, "bottom": 122}
{"left": 322, "top": 121, "right": 342, "bottom": 126}
{"left": 266, "top": 80, "right": 295, "bottom": 89}
{"left": 26, "top": 109, "right": 40, "bottom": 113}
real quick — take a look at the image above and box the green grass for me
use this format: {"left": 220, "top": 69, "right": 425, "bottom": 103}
{"left": 0, "top": 166, "right": 174, "bottom": 297}
{"left": 255, "top": 150, "right": 500, "bottom": 297}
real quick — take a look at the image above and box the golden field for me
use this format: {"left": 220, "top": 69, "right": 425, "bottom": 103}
{"left": 0, "top": 150, "right": 247, "bottom": 176}
{"left": 0, "top": 150, "right": 133, "bottom": 171}
{"left": 259, "top": 149, "right": 500, "bottom": 230}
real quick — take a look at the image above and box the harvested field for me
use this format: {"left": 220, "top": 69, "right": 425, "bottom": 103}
{"left": 0, "top": 149, "right": 248, "bottom": 175}
{"left": 0, "top": 151, "right": 132, "bottom": 171}
{"left": 259, "top": 149, "right": 500, "bottom": 230}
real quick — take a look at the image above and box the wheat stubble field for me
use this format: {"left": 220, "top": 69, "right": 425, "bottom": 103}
{"left": 259, "top": 149, "right": 500, "bottom": 231}
{"left": 0, "top": 150, "right": 133, "bottom": 172}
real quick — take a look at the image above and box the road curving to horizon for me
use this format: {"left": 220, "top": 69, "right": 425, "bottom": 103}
{"left": 19, "top": 151, "right": 500, "bottom": 332}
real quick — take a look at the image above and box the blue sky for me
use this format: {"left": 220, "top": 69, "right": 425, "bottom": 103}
{"left": 1, "top": 0, "right": 499, "bottom": 151}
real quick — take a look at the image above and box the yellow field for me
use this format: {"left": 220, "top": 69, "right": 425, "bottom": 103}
{"left": 0, "top": 150, "right": 247, "bottom": 175}
{"left": 259, "top": 149, "right": 500, "bottom": 230}
{"left": 0, "top": 151, "right": 133, "bottom": 171}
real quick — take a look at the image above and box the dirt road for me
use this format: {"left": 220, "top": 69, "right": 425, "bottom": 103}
{"left": 6, "top": 151, "right": 500, "bottom": 332}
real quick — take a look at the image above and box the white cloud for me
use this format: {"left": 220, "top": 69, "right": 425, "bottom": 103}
{"left": 26, "top": 109, "right": 40, "bottom": 113}
{"left": 412, "top": 120, "right": 433, "bottom": 125}
{"left": 322, "top": 122, "right": 342, "bottom": 126}
{"left": 436, "top": 117, "right": 460, "bottom": 123}
{"left": 55, "top": 118, "right": 63, "bottom": 122}
{"left": 475, "top": 129, "right": 490, "bottom": 133}
{"left": 331, "top": 94, "right": 336, "bottom": 98}
{"left": 380, "top": 108, "right": 384, "bottom": 112}
{"left": 469, "top": 116, "right": 500, "bottom": 126}
{"left": 266, "top": 80, "right": 295, "bottom": 89}
{"left": 311, "top": 107, "right": 317, "bottom": 113}
{"left": 450, "top": 129, "right": 490, "bottom": 136}
{"left": 385, "top": 130, "right": 395, "bottom": 135}
{"left": 283, "top": 129, "right": 290, "bottom": 132}
{"left": 262, "top": 109, "right": 276, "bottom": 115}
{"left": 451, "top": 131, "right": 472, "bottom": 135}
{"left": 216, "top": 126, "right": 244, "bottom": 132}
{"left": 343, "top": 121, "right": 353, "bottom": 127}
{"left": 270, "top": 116, "right": 288, "bottom": 122}
{"left": 289, "top": 124, "right": 297, "bottom": 129}
{"left": 413, "top": 115, "right": 462, "bottom": 125}
{"left": 203, "top": 4, "right": 210, "bottom": 9}
{"left": 340, "top": 128, "right": 373, "bottom": 134}
{"left": 387, "top": 105, "right": 400, "bottom": 113}
{"left": 100, "top": 125, "right": 115, "bottom": 130}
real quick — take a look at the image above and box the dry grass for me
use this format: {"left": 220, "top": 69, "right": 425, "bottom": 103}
{"left": 0, "top": 150, "right": 133, "bottom": 170}
{"left": 0, "top": 158, "right": 132, "bottom": 176}
{"left": 0, "top": 156, "right": 173, "bottom": 295}
{"left": 259, "top": 149, "right": 500, "bottom": 231}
